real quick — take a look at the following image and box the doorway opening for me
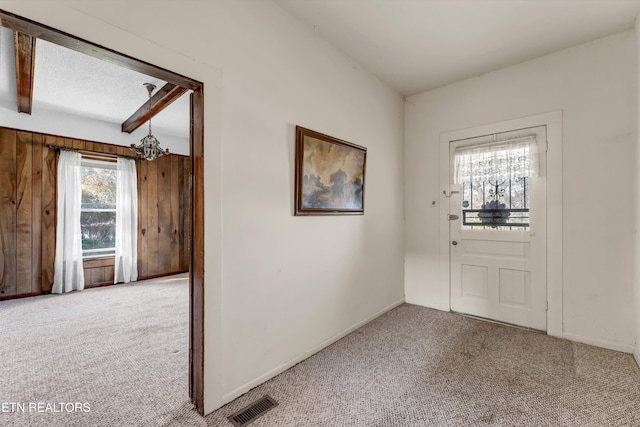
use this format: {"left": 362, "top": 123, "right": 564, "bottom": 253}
{"left": 0, "top": 9, "right": 206, "bottom": 414}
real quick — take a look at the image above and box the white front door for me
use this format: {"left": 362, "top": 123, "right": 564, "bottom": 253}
{"left": 449, "top": 126, "right": 547, "bottom": 331}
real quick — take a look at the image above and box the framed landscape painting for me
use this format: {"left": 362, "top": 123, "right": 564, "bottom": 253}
{"left": 294, "top": 126, "right": 367, "bottom": 216}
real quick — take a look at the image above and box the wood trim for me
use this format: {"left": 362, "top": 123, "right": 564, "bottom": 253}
{"left": 0, "top": 10, "right": 199, "bottom": 90}
{"left": 0, "top": 290, "right": 45, "bottom": 301}
{"left": 190, "top": 87, "right": 205, "bottom": 413}
{"left": 122, "top": 83, "right": 188, "bottom": 134}
{"left": 14, "top": 31, "right": 36, "bottom": 114}
{"left": 83, "top": 256, "right": 115, "bottom": 269}
{"left": 0, "top": 10, "right": 206, "bottom": 415}
{"left": 188, "top": 95, "right": 193, "bottom": 399}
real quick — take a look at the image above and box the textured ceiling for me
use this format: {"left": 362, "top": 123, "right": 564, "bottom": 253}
{"left": 0, "top": 27, "right": 190, "bottom": 138}
{"left": 276, "top": 0, "right": 640, "bottom": 96}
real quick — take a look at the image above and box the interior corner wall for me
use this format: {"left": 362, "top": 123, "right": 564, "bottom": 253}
{"left": 0, "top": 0, "right": 405, "bottom": 413}
{"left": 405, "top": 30, "right": 636, "bottom": 352}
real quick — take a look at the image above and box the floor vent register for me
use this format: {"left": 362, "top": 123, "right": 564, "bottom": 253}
{"left": 228, "top": 395, "right": 279, "bottom": 426}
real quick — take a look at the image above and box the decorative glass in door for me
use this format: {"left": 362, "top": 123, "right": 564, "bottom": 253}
{"left": 454, "top": 137, "right": 538, "bottom": 230}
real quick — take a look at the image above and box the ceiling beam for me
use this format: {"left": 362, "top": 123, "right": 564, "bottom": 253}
{"left": 0, "top": 9, "right": 201, "bottom": 91}
{"left": 14, "top": 31, "right": 36, "bottom": 114}
{"left": 121, "top": 83, "right": 188, "bottom": 134}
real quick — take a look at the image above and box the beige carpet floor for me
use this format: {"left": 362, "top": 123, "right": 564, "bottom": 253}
{"left": 2, "top": 279, "right": 640, "bottom": 426}
{"left": 205, "top": 305, "right": 640, "bottom": 427}
{"left": 0, "top": 273, "right": 203, "bottom": 427}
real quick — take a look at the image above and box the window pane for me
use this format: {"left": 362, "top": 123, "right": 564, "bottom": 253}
{"left": 81, "top": 166, "right": 116, "bottom": 209}
{"left": 81, "top": 211, "right": 116, "bottom": 256}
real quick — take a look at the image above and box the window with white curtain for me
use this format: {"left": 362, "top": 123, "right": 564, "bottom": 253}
{"left": 454, "top": 136, "right": 538, "bottom": 229}
{"left": 80, "top": 158, "right": 117, "bottom": 258}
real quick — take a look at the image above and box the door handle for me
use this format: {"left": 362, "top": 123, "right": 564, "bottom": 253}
{"left": 452, "top": 241, "right": 458, "bottom": 246}
{"left": 447, "top": 214, "right": 459, "bottom": 221}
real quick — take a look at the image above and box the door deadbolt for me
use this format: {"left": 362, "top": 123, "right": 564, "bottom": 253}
{"left": 452, "top": 241, "right": 458, "bottom": 246}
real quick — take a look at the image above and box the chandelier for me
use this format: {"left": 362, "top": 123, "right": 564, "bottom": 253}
{"left": 130, "top": 83, "right": 169, "bottom": 161}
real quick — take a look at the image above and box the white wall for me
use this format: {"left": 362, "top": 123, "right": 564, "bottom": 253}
{"left": 405, "top": 31, "right": 636, "bottom": 352}
{"left": 212, "top": 3, "right": 405, "bottom": 402}
{"left": 0, "top": 0, "right": 405, "bottom": 413}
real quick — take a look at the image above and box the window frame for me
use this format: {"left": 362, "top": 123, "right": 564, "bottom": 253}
{"left": 80, "top": 157, "right": 118, "bottom": 259}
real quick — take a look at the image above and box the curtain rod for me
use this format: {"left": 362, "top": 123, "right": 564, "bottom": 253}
{"left": 44, "top": 144, "right": 140, "bottom": 161}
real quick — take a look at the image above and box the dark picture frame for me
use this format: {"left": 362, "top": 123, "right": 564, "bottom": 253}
{"left": 294, "top": 126, "right": 367, "bottom": 216}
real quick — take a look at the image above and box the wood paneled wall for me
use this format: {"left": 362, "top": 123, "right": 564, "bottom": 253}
{"left": 0, "top": 127, "right": 190, "bottom": 300}
{"left": 136, "top": 153, "right": 190, "bottom": 279}
{"left": 0, "top": 129, "right": 56, "bottom": 298}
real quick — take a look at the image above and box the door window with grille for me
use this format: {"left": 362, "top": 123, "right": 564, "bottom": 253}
{"left": 454, "top": 136, "right": 538, "bottom": 230}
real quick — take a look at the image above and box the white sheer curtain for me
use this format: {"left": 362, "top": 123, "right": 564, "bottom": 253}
{"left": 454, "top": 136, "right": 538, "bottom": 184}
{"left": 52, "top": 151, "right": 84, "bottom": 294}
{"left": 114, "top": 158, "right": 138, "bottom": 284}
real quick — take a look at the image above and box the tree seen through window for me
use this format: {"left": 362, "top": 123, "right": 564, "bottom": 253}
{"left": 80, "top": 160, "right": 117, "bottom": 258}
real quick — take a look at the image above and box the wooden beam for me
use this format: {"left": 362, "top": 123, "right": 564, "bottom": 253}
{"left": 14, "top": 31, "right": 36, "bottom": 114}
{"left": 0, "top": 9, "right": 200, "bottom": 90}
{"left": 121, "top": 83, "right": 187, "bottom": 134}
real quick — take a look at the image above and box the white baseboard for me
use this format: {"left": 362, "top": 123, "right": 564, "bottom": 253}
{"left": 634, "top": 347, "right": 640, "bottom": 368}
{"left": 404, "top": 298, "right": 449, "bottom": 312}
{"left": 562, "top": 332, "right": 634, "bottom": 354}
{"left": 220, "top": 298, "right": 405, "bottom": 406}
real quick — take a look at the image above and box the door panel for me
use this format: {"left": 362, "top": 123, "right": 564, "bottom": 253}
{"left": 463, "top": 239, "right": 530, "bottom": 258}
{"left": 461, "top": 264, "right": 488, "bottom": 299}
{"left": 498, "top": 268, "right": 530, "bottom": 307}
